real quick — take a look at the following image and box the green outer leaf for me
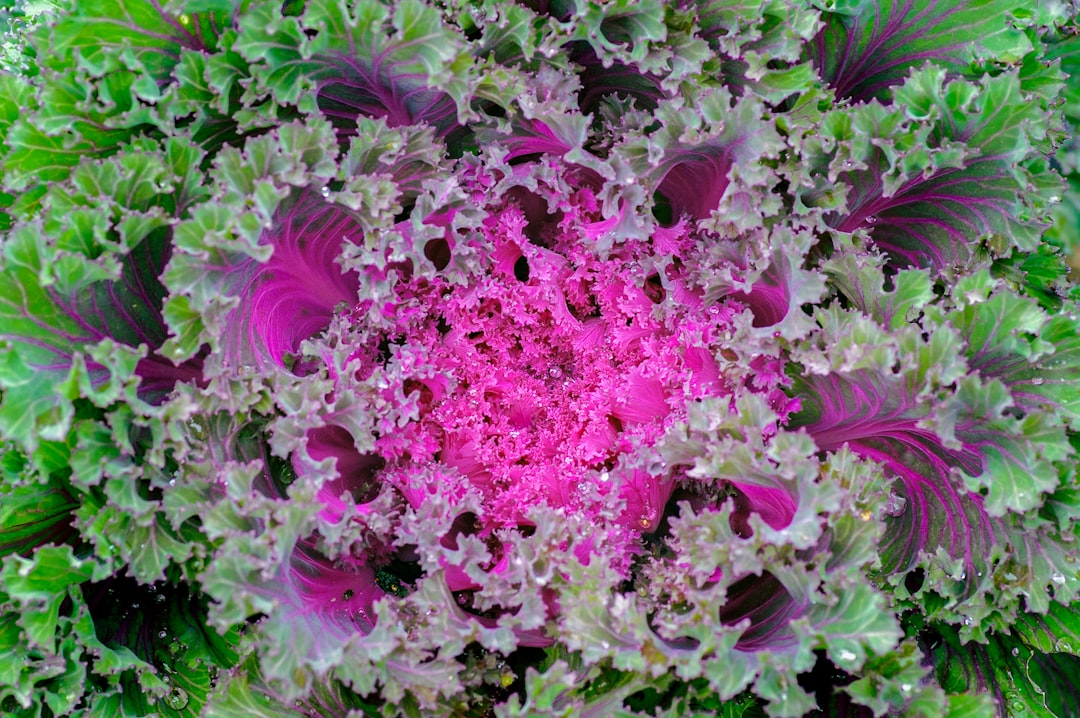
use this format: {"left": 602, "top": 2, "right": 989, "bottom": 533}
{"left": 801, "top": 67, "right": 1059, "bottom": 272}
{"left": 951, "top": 374, "right": 1071, "bottom": 517}
{"left": 796, "top": 581, "right": 903, "bottom": 672}
{"left": 0, "top": 72, "right": 33, "bottom": 144}
{"left": 2, "top": 117, "right": 97, "bottom": 189}
{"left": 924, "top": 614, "right": 1080, "bottom": 718}
{"left": 824, "top": 251, "right": 936, "bottom": 331}
{"left": 205, "top": 662, "right": 306, "bottom": 718}
{"left": 0, "top": 479, "right": 78, "bottom": 558}
{"left": 814, "top": 0, "right": 1033, "bottom": 102}
{"left": 47, "top": 0, "right": 222, "bottom": 78}
{"left": 0, "top": 545, "right": 97, "bottom": 657}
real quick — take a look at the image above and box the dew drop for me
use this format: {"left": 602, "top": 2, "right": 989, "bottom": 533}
{"left": 1031, "top": 377, "right": 1044, "bottom": 386}
{"left": 168, "top": 478, "right": 176, "bottom": 487}
{"left": 901, "top": 683, "right": 912, "bottom": 693}
{"left": 883, "top": 492, "right": 907, "bottom": 517}
{"left": 548, "top": 366, "right": 563, "bottom": 379}
{"left": 1011, "top": 647, "right": 1021, "bottom": 657}
{"left": 155, "top": 593, "right": 167, "bottom": 604}
{"left": 163, "top": 686, "right": 189, "bottom": 711}
{"left": 321, "top": 186, "right": 331, "bottom": 198}
{"left": 836, "top": 649, "right": 857, "bottom": 663}
{"left": 963, "top": 616, "right": 974, "bottom": 626}
{"left": 1052, "top": 572, "right": 1067, "bottom": 585}
{"left": 864, "top": 215, "right": 878, "bottom": 225}
{"left": 599, "top": 471, "right": 610, "bottom": 483}
{"left": 158, "top": 630, "right": 168, "bottom": 639}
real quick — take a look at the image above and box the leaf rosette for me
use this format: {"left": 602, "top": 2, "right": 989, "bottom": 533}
{"left": 0, "top": 1, "right": 1078, "bottom": 716}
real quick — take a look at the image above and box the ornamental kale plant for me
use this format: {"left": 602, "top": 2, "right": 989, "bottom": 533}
{"left": 3, "top": 0, "right": 1080, "bottom": 716}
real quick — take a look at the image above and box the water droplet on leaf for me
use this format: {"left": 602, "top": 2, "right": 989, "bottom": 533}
{"left": 1052, "top": 572, "right": 1067, "bottom": 585}
{"left": 883, "top": 492, "right": 907, "bottom": 517}
{"left": 163, "top": 686, "right": 189, "bottom": 710}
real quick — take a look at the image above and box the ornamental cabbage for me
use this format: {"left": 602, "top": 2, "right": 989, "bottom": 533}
{"left": 1, "top": 1, "right": 1080, "bottom": 717}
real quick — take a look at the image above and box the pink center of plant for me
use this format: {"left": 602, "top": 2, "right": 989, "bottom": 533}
{"left": 370, "top": 185, "right": 735, "bottom": 531}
